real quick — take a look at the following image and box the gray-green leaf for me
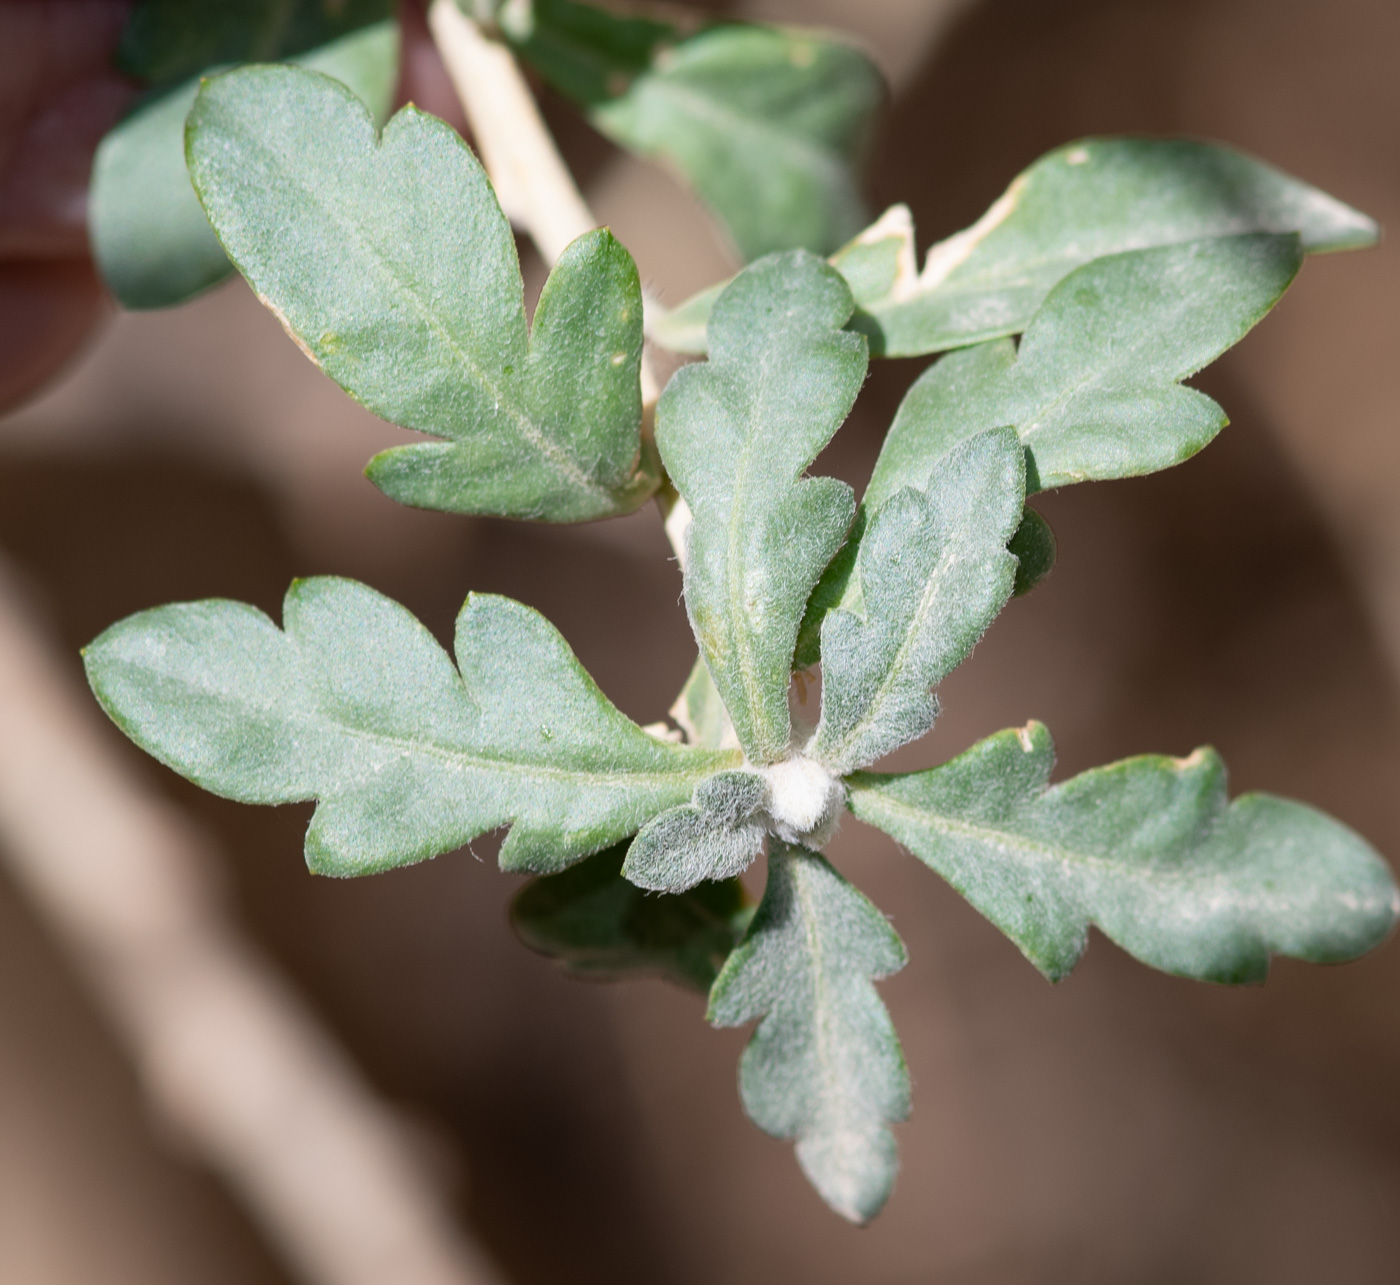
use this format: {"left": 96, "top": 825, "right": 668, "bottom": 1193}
{"left": 90, "top": 21, "right": 400, "bottom": 310}
{"left": 848, "top": 722, "right": 1399, "bottom": 983}
{"left": 622, "top": 769, "right": 767, "bottom": 892}
{"left": 187, "top": 64, "right": 656, "bottom": 521}
{"left": 84, "top": 577, "right": 737, "bottom": 877}
{"left": 655, "top": 251, "right": 865, "bottom": 763}
{"left": 708, "top": 843, "right": 909, "bottom": 1223}
{"left": 510, "top": 841, "right": 753, "bottom": 992}
{"left": 811, "top": 427, "right": 1025, "bottom": 774}
{"left": 651, "top": 137, "right": 1375, "bottom": 356}
{"left": 587, "top": 23, "right": 883, "bottom": 261}
{"left": 866, "top": 234, "right": 1301, "bottom": 498}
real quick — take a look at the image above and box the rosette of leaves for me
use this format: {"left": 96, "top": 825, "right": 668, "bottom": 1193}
{"left": 84, "top": 64, "right": 1395, "bottom": 1223}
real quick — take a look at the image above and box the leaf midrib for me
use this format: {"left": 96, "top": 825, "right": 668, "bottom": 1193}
{"left": 152, "top": 657, "right": 730, "bottom": 790}
{"left": 620, "top": 77, "right": 848, "bottom": 188}
{"left": 852, "top": 785, "right": 1215, "bottom": 886}
{"left": 234, "top": 113, "right": 613, "bottom": 503}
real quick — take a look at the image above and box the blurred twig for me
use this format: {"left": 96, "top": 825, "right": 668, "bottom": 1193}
{"left": 0, "top": 558, "right": 507, "bottom": 1285}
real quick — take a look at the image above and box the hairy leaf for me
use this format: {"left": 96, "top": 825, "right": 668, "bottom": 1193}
{"left": 623, "top": 770, "right": 767, "bottom": 892}
{"left": 709, "top": 843, "right": 909, "bottom": 1223}
{"left": 655, "top": 251, "right": 865, "bottom": 763}
{"left": 511, "top": 842, "right": 753, "bottom": 992}
{"left": 119, "top": 0, "right": 395, "bottom": 91}
{"left": 84, "top": 578, "right": 738, "bottom": 877}
{"left": 866, "top": 234, "right": 1301, "bottom": 497}
{"left": 812, "top": 428, "right": 1025, "bottom": 774}
{"left": 849, "top": 722, "right": 1399, "bottom": 983}
{"left": 187, "top": 65, "right": 656, "bottom": 521}
{"left": 91, "top": 22, "right": 399, "bottom": 310}
{"left": 651, "top": 137, "right": 1375, "bottom": 355}
{"left": 586, "top": 22, "right": 883, "bottom": 261}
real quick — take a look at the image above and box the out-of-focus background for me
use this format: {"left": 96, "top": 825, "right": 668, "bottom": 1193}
{"left": 2, "top": 0, "right": 1400, "bottom": 1281}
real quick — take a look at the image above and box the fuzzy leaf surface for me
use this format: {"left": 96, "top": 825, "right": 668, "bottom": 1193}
{"left": 812, "top": 427, "right": 1024, "bottom": 774}
{"left": 866, "top": 234, "right": 1301, "bottom": 497}
{"left": 91, "top": 22, "right": 399, "bottom": 310}
{"left": 623, "top": 769, "right": 767, "bottom": 892}
{"left": 187, "top": 65, "right": 654, "bottom": 521}
{"left": 669, "top": 654, "right": 737, "bottom": 751}
{"left": 848, "top": 722, "right": 1399, "bottom": 983}
{"left": 709, "top": 843, "right": 909, "bottom": 1223}
{"left": 652, "top": 137, "right": 1374, "bottom": 355}
{"left": 511, "top": 842, "right": 753, "bottom": 992}
{"left": 84, "top": 578, "right": 737, "bottom": 877}
{"left": 656, "top": 251, "right": 865, "bottom": 763}
{"left": 587, "top": 23, "right": 883, "bottom": 260}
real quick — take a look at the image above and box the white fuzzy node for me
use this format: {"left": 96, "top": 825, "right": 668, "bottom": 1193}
{"left": 759, "top": 754, "right": 845, "bottom": 848}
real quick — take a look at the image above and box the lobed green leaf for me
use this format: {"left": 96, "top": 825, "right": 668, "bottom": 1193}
{"left": 622, "top": 769, "right": 767, "bottom": 893}
{"left": 866, "top": 234, "right": 1302, "bottom": 498}
{"left": 90, "top": 21, "right": 400, "bottom": 310}
{"left": 655, "top": 251, "right": 865, "bottom": 764}
{"left": 848, "top": 722, "right": 1399, "bottom": 983}
{"left": 811, "top": 427, "right": 1025, "bottom": 774}
{"left": 84, "top": 577, "right": 738, "bottom": 877}
{"left": 511, "top": 842, "right": 753, "bottom": 992}
{"left": 708, "top": 843, "right": 909, "bottom": 1223}
{"left": 186, "top": 65, "right": 656, "bottom": 521}
{"left": 513, "top": 9, "right": 884, "bottom": 262}
{"left": 652, "top": 137, "right": 1375, "bottom": 356}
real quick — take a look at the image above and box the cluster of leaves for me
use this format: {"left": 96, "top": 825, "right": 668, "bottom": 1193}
{"left": 89, "top": 0, "right": 886, "bottom": 309}
{"left": 83, "top": 0, "right": 1397, "bottom": 1225}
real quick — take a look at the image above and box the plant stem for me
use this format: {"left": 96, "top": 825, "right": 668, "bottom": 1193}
{"left": 426, "top": 0, "right": 594, "bottom": 266}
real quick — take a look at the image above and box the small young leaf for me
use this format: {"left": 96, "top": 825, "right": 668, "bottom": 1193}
{"left": 511, "top": 842, "right": 753, "bottom": 992}
{"left": 622, "top": 770, "right": 767, "bottom": 892}
{"left": 90, "top": 21, "right": 400, "bottom": 310}
{"left": 651, "top": 137, "right": 1374, "bottom": 356}
{"left": 587, "top": 23, "right": 883, "bottom": 261}
{"left": 187, "top": 65, "right": 656, "bottom": 521}
{"left": 811, "top": 427, "right": 1025, "bottom": 774}
{"left": 84, "top": 578, "right": 738, "bottom": 877}
{"left": 708, "top": 843, "right": 910, "bottom": 1223}
{"left": 865, "top": 234, "right": 1301, "bottom": 496}
{"left": 1008, "top": 506, "right": 1056, "bottom": 597}
{"left": 848, "top": 722, "right": 1399, "bottom": 983}
{"left": 119, "top": 0, "right": 396, "bottom": 91}
{"left": 655, "top": 251, "right": 865, "bottom": 763}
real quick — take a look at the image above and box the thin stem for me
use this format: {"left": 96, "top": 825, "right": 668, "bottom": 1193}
{"left": 427, "top": 0, "right": 675, "bottom": 508}
{"left": 427, "top": 0, "right": 594, "bottom": 266}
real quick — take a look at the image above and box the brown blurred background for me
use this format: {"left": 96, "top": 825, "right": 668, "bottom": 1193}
{"left": 2, "top": 0, "right": 1400, "bottom": 1281}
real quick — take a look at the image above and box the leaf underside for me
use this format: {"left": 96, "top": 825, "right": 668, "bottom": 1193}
{"left": 511, "top": 842, "right": 753, "bottom": 992}
{"left": 186, "top": 65, "right": 655, "bottom": 521}
{"left": 84, "top": 577, "right": 737, "bottom": 877}
{"left": 652, "top": 136, "right": 1375, "bottom": 356}
{"left": 90, "top": 20, "right": 400, "bottom": 309}
{"left": 709, "top": 843, "right": 909, "bottom": 1223}
{"left": 848, "top": 722, "right": 1399, "bottom": 983}
{"left": 656, "top": 250, "right": 865, "bottom": 764}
